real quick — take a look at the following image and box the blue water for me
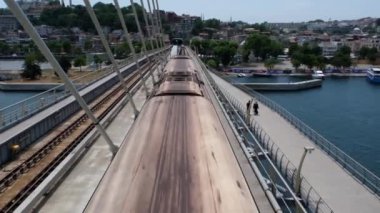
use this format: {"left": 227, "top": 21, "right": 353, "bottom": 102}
{"left": 0, "top": 91, "right": 43, "bottom": 109}
{"left": 230, "top": 75, "right": 312, "bottom": 84}
{"left": 231, "top": 76, "right": 380, "bottom": 177}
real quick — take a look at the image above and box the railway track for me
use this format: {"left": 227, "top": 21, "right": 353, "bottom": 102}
{"left": 0, "top": 61, "right": 158, "bottom": 212}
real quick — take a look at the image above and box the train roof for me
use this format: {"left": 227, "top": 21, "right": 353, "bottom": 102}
{"left": 85, "top": 96, "right": 258, "bottom": 212}
{"left": 165, "top": 56, "right": 197, "bottom": 73}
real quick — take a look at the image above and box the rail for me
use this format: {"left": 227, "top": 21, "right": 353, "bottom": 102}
{"left": 0, "top": 49, "right": 163, "bottom": 132}
{"left": 236, "top": 84, "right": 380, "bottom": 197}
{"left": 0, "top": 59, "right": 159, "bottom": 212}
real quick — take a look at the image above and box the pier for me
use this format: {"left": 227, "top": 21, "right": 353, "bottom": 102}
{"left": 233, "top": 79, "right": 322, "bottom": 91}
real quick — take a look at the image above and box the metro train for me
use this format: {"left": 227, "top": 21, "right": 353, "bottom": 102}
{"left": 85, "top": 48, "right": 258, "bottom": 213}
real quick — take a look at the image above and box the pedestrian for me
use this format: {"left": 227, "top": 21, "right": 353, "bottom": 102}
{"left": 253, "top": 101, "right": 259, "bottom": 115}
{"left": 246, "top": 100, "right": 251, "bottom": 112}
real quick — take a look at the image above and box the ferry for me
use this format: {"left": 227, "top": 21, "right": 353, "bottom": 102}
{"left": 367, "top": 67, "right": 380, "bottom": 83}
{"left": 312, "top": 70, "right": 325, "bottom": 80}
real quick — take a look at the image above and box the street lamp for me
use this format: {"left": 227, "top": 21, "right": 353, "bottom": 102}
{"left": 295, "top": 146, "right": 315, "bottom": 196}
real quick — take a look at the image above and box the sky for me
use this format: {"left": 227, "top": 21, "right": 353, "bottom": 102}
{"left": 1, "top": 0, "right": 379, "bottom": 23}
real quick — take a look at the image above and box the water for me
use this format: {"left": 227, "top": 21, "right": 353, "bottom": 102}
{"left": 231, "top": 76, "right": 380, "bottom": 177}
{"left": 0, "top": 90, "right": 44, "bottom": 109}
{"left": 230, "top": 75, "right": 311, "bottom": 84}
{"left": 0, "top": 60, "right": 52, "bottom": 71}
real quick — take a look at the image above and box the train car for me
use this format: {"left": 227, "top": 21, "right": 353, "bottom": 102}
{"left": 172, "top": 37, "right": 184, "bottom": 46}
{"left": 84, "top": 55, "right": 258, "bottom": 213}
{"left": 156, "top": 56, "right": 202, "bottom": 96}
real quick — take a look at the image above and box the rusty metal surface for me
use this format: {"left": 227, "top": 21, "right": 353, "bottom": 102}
{"left": 165, "top": 56, "right": 196, "bottom": 73}
{"left": 85, "top": 96, "right": 259, "bottom": 213}
{"left": 156, "top": 81, "right": 202, "bottom": 96}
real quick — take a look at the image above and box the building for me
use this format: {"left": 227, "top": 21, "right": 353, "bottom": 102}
{"left": 318, "top": 41, "right": 342, "bottom": 57}
{"left": 0, "top": 15, "right": 19, "bottom": 31}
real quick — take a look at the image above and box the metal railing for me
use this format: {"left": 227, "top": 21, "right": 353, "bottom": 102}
{"left": 188, "top": 48, "right": 334, "bottom": 212}
{"left": 217, "top": 84, "right": 333, "bottom": 213}
{"left": 236, "top": 84, "right": 380, "bottom": 197}
{"left": 0, "top": 49, "right": 163, "bottom": 132}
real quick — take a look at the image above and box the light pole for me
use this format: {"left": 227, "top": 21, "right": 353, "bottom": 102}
{"left": 295, "top": 146, "right": 315, "bottom": 196}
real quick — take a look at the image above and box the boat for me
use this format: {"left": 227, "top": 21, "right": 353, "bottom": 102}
{"left": 237, "top": 73, "right": 249, "bottom": 77}
{"left": 312, "top": 70, "right": 325, "bottom": 79}
{"left": 253, "top": 70, "right": 272, "bottom": 77}
{"left": 367, "top": 67, "right": 380, "bottom": 83}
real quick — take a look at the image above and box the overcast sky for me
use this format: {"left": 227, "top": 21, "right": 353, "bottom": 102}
{"left": 1, "top": 0, "right": 379, "bottom": 23}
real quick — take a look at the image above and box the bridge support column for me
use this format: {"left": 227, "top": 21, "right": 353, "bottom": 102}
{"left": 5, "top": 0, "right": 118, "bottom": 156}
{"left": 83, "top": 0, "right": 139, "bottom": 118}
{"left": 130, "top": 0, "right": 154, "bottom": 97}
{"left": 114, "top": 0, "right": 154, "bottom": 99}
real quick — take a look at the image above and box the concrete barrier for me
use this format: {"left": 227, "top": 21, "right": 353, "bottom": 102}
{"left": 233, "top": 79, "right": 322, "bottom": 91}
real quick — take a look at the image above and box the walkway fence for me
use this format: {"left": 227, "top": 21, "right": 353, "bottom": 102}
{"left": 237, "top": 84, "right": 380, "bottom": 197}
{"left": 218, "top": 83, "right": 333, "bottom": 213}
{"left": 192, "top": 51, "right": 334, "bottom": 212}
{"left": 0, "top": 49, "right": 161, "bottom": 132}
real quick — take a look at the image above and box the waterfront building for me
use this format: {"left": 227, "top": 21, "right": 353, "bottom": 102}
{"left": 0, "top": 15, "right": 19, "bottom": 31}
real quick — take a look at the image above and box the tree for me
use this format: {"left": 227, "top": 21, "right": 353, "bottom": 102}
{"left": 337, "top": 45, "right": 351, "bottom": 56}
{"left": 62, "top": 40, "right": 72, "bottom": 54}
{"left": 376, "top": 18, "right": 380, "bottom": 26}
{"left": 93, "top": 55, "right": 103, "bottom": 69}
{"left": 368, "top": 47, "right": 378, "bottom": 64}
{"left": 115, "top": 42, "right": 131, "bottom": 59}
{"left": 331, "top": 54, "right": 351, "bottom": 69}
{"left": 213, "top": 41, "right": 238, "bottom": 67}
{"left": 58, "top": 56, "right": 72, "bottom": 74}
{"left": 191, "top": 18, "right": 204, "bottom": 35}
{"left": 264, "top": 58, "right": 278, "bottom": 70}
{"left": 0, "top": 41, "right": 10, "bottom": 55}
{"left": 316, "top": 56, "right": 327, "bottom": 70}
{"left": 84, "top": 39, "right": 92, "bottom": 51}
{"left": 204, "top": 18, "right": 221, "bottom": 30}
{"left": 244, "top": 33, "right": 283, "bottom": 61}
{"left": 291, "top": 58, "right": 301, "bottom": 71}
{"left": 359, "top": 46, "right": 370, "bottom": 59}
{"left": 22, "top": 53, "right": 42, "bottom": 80}
{"left": 303, "top": 54, "right": 317, "bottom": 70}
{"left": 206, "top": 59, "right": 217, "bottom": 69}
{"left": 74, "top": 55, "right": 86, "bottom": 71}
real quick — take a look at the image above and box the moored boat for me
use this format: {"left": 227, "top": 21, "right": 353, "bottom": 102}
{"left": 367, "top": 67, "right": 380, "bottom": 83}
{"left": 312, "top": 70, "right": 325, "bottom": 80}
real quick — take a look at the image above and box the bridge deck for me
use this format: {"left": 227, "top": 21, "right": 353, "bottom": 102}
{"left": 38, "top": 68, "right": 158, "bottom": 213}
{"left": 211, "top": 72, "right": 380, "bottom": 213}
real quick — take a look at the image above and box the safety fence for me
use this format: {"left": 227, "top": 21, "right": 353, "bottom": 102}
{"left": 0, "top": 49, "right": 164, "bottom": 132}
{"left": 218, "top": 84, "right": 333, "bottom": 213}
{"left": 237, "top": 84, "right": 380, "bottom": 197}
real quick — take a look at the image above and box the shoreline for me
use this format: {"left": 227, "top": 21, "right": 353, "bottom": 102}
{"left": 220, "top": 72, "right": 367, "bottom": 77}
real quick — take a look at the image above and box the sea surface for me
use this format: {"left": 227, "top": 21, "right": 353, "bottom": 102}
{"left": 0, "top": 60, "right": 52, "bottom": 71}
{"left": 230, "top": 76, "right": 380, "bottom": 177}
{"left": 0, "top": 90, "right": 44, "bottom": 109}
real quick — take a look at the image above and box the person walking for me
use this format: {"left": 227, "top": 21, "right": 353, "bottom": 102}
{"left": 253, "top": 101, "right": 259, "bottom": 115}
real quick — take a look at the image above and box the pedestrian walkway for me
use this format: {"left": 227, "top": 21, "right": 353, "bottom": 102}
{"left": 210, "top": 72, "right": 380, "bottom": 213}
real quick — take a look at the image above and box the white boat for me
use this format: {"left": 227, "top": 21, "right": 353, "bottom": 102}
{"left": 237, "top": 73, "right": 248, "bottom": 77}
{"left": 367, "top": 67, "right": 380, "bottom": 84}
{"left": 312, "top": 70, "right": 325, "bottom": 79}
